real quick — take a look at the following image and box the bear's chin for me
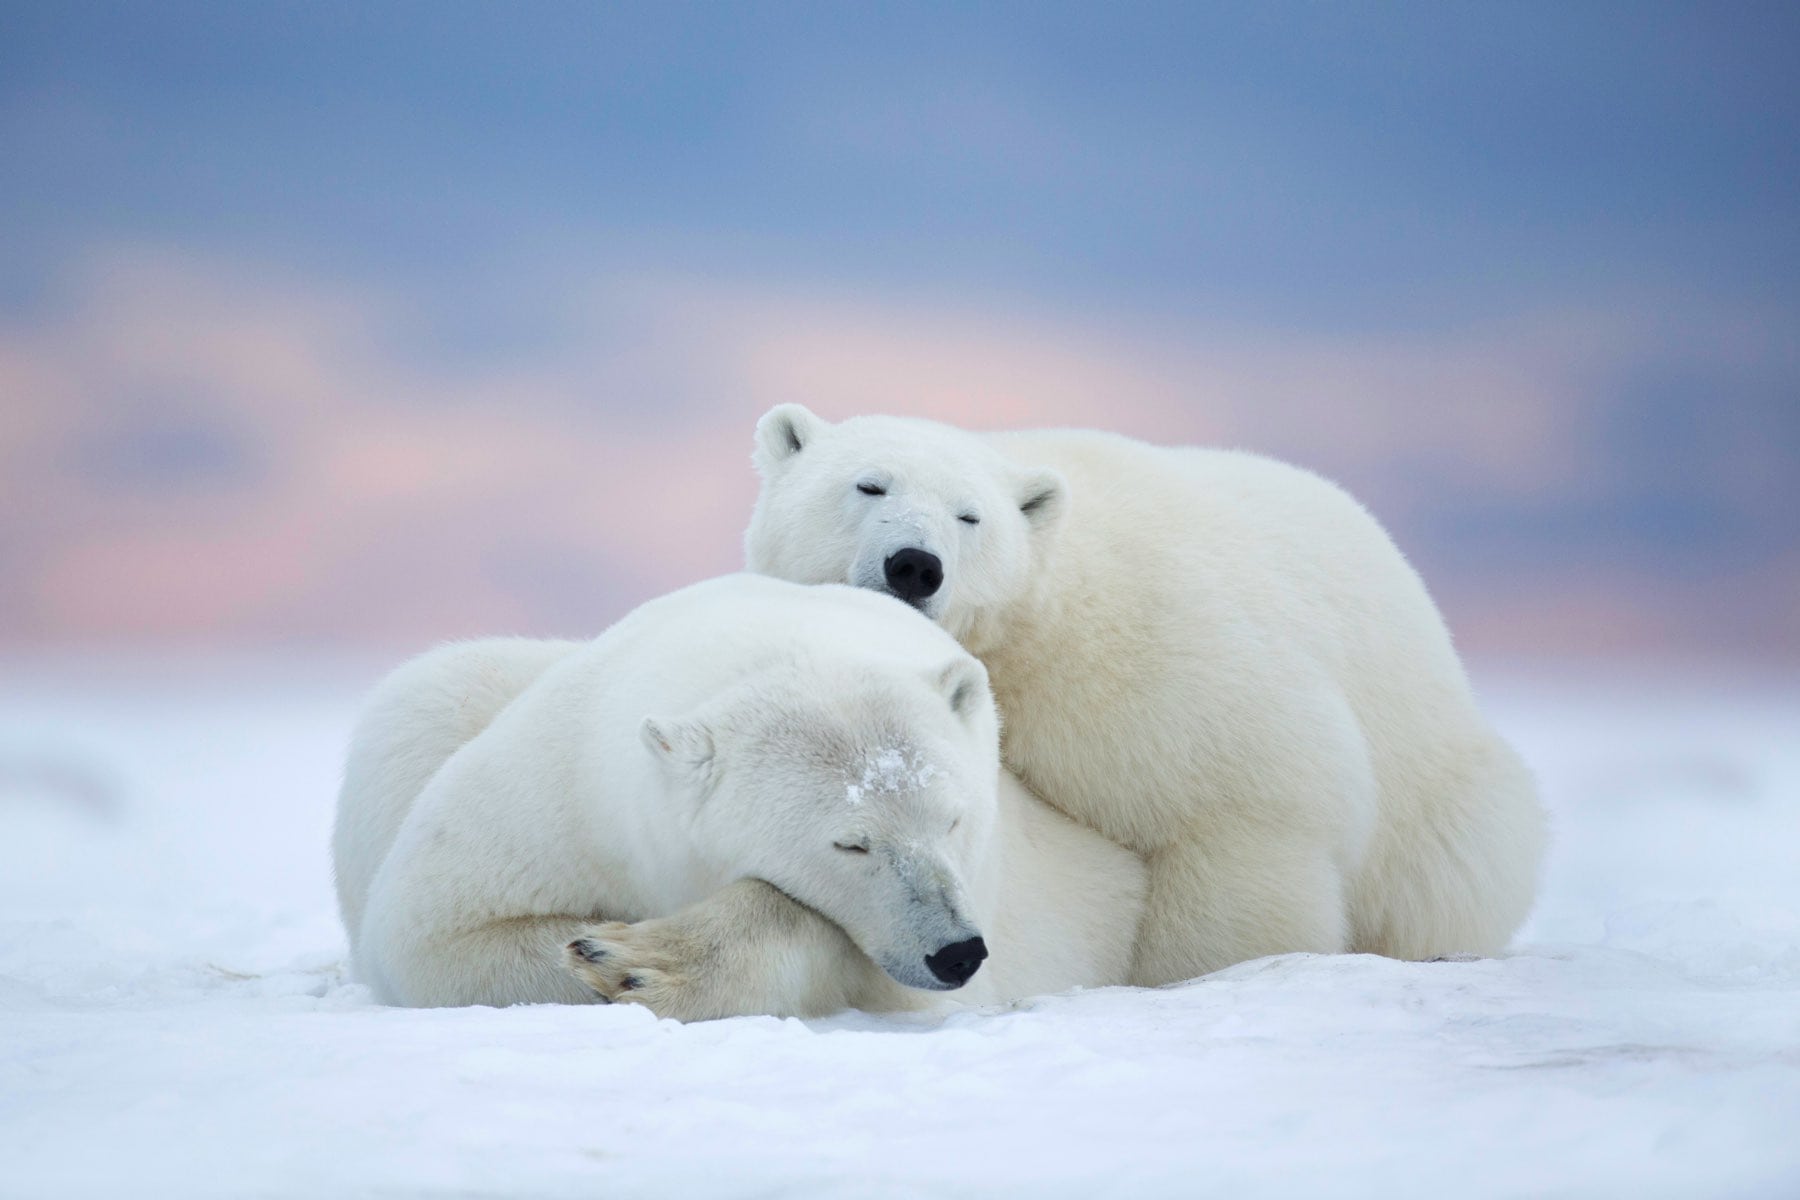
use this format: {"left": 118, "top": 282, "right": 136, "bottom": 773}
{"left": 873, "top": 585, "right": 944, "bottom": 623}
{"left": 877, "top": 957, "right": 963, "bottom": 992}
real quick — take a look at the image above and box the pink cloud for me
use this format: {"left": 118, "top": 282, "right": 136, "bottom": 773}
{"left": 2, "top": 244, "right": 1792, "bottom": 659}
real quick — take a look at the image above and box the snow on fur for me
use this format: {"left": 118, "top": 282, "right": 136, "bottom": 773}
{"left": 846, "top": 747, "right": 937, "bottom": 805}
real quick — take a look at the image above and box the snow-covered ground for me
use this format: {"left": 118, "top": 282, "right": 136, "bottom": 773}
{"left": 2, "top": 660, "right": 1797, "bottom": 1199}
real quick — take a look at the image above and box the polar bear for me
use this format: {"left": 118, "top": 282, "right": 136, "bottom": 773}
{"left": 744, "top": 407, "right": 1547, "bottom": 985}
{"left": 332, "top": 574, "right": 1144, "bottom": 1018}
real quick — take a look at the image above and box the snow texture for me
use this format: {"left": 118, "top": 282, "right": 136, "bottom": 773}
{"left": 847, "top": 747, "right": 936, "bottom": 806}
{"left": 1, "top": 662, "right": 1797, "bottom": 1198}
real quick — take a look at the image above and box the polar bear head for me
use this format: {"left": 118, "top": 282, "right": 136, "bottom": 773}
{"left": 744, "top": 405, "right": 1066, "bottom": 652}
{"left": 641, "top": 644, "right": 1001, "bottom": 991}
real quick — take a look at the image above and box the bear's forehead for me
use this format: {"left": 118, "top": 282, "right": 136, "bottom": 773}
{"left": 823, "top": 421, "right": 1003, "bottom": 481}
{"left": 842, "top": 745, "right": 940, "bottom": 807}
{"left": 751, "top": 703, "right": 942, "bottom": 776}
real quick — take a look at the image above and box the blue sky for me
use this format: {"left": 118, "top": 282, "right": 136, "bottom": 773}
{"left": 2, "top": 2, "right": 1796, "bottom": 655}
{"left": 7, "top": 2, "right": 1796, "bottom": 324}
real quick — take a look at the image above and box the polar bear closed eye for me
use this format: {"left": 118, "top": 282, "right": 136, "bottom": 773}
{"left": 745, "top": 405, "right": 1547, "bottom": 985}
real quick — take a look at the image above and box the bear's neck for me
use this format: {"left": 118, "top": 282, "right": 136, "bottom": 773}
{"left": 957, "top": 556, "right": 1070, "bottom": 667}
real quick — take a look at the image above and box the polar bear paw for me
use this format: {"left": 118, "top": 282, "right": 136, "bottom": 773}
{"left": 564, "top": 920, "right": 705, "bottom": 1018}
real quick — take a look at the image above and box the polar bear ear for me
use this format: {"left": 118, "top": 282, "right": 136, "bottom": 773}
{"left": 1015, "top": 466, "right": 1067, "bottom": 530}
{"left": 640, "top": 715, "right": 717, "bottom": 785}
{"left": 933, "top": 657, "right": 992, "bottom": 724}
{"left": 753, "top": 404, "right": 827, "bottom": 474}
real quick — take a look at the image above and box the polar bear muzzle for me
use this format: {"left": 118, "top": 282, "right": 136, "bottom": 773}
{"left": 884, "top": 548, "right": 944, "bottom": 608}
{"left": 923, "top": 935, "right": 988, "bottom": 987}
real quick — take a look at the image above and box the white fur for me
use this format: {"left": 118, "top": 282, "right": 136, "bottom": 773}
{"left": 332, "top": 574, "right": 1144, "bottom": 1017}
{"left": 745, "top": 407, "right": 1548, "bottom": 984}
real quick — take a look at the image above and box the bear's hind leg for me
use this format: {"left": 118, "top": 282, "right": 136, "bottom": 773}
{"left": 1129, "top": 830, "right": 1350, "bottom": 986}
{"left": 1350, "top": 736, "right": 1546, "bottom": 961}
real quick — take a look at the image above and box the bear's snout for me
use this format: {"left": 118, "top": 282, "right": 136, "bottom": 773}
{"left": 923, "top": 935, "right": 988, "bottom": 987}
{"left": 884, "top": 548, "right": 944, "bottom": 606}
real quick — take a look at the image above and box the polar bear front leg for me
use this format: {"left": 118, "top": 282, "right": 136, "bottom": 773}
{"left": 564, "top": 879, "right": 923, "bottom": 1021}
{"left": 360, "top": 910, "right": 618, "bottom": 1007}
{"left": 1130, "top": 828, "right": 1351, "bottom": 987}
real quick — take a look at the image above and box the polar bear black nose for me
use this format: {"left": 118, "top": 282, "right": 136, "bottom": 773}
{"left": 924, "top": 935, "right": 988, "bottom": 987}
{"left": 884, "top": 549, "right": 944, "bottom": 605}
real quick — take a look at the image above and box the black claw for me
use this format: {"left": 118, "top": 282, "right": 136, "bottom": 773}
{"left": 620, "top": 974, "right": 642, "bottom": 991}
{"left": 569, "top": 939, "right": 608, "bottom": 963}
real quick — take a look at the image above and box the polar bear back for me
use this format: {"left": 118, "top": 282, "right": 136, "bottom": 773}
{"left": 988, "top": 430, "right": 1470, "bottom": 697}
{"left": 332, "top": 636, "right": 584, "bottom": 938}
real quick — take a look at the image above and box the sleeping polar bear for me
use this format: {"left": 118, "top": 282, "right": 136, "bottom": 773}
{"left": 745, "top": 406, "right": 1548, "bottom": 985}
{"left": 332, "top": 574, "right": 1144, "bottom": 1019}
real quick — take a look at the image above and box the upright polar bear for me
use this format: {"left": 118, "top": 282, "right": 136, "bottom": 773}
{"left": 746, "top": 407, "right": 1547, "bottom": 985}
{"left": 333, "top": 574, "right": 1144, "bottom": 1017}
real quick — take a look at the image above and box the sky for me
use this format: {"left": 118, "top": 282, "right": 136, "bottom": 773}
{"left": 2, "top": 1, "right": 1797, "bottom": 659}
